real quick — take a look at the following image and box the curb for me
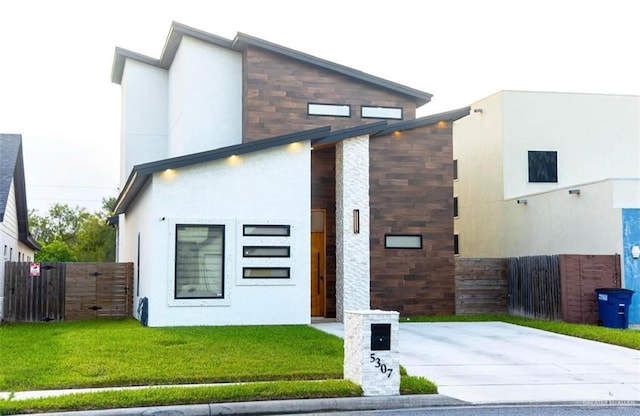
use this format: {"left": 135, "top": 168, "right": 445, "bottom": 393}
{"left": 19, "top": 394, "right": 466, "bottom": 415}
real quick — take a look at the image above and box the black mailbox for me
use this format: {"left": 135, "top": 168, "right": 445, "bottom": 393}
{"left": 371, "top": 323, "right": 391, "bottom": 350}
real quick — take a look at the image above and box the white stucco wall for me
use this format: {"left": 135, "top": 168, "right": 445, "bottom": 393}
{"left": 503, "top": 180, "right": 623, "bottom": 257}
{"left": 453, "top": 93, "right": 506, "bottom": 257}
{"left": 335, "top": 135, "right": 371, "bottom": 321}
{"left": 119, "top": 60, "right": 168, "bottom": 188}
{"left": 119, "top": 142, "right": 311, "bottom": 326}
{"left": 453, "top": 91, "right": 640, "bottom": 259}
{"left": 502, "top": 92, "right": 640, "bottom": 199}
{"left": 168, "top": 36, "right": 242, "bottom": 157}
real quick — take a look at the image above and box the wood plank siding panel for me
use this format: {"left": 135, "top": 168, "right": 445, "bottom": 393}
{"left": 369, "top": 123, "right": 455, "bottom": 316}
{"left": 311, "top": 147, "right": 337, "bottom": 317}
{"left": 243, "top": 47, "right": 417, "bottom": 141}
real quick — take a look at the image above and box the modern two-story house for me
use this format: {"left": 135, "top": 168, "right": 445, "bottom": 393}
{"left": 453, "top": 90, "right": 640, "bottom": 326}
{"left": 111, "top": 22, "right": 468, "bottom": 327}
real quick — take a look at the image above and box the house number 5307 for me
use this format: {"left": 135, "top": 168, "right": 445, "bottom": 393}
{"left": 370, "top": 353, "right": 393, "bottom": 378}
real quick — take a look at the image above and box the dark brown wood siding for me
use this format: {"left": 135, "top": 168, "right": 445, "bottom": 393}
{"left": 369, "top": 122, "right": 455, "bottom": 316}
{"left": 243, "top": 46, "right": 417, "bottom": 141}
{"left": 311, "top": 147, "right": 337, "bottom": 317}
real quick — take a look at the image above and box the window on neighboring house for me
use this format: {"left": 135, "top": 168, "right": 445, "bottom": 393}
{"left": 453, "top": 197, "right": 459, "bottom": 218}
{"left": 453, "top": 159, "right": 458, "bottom": 180}
{"left": 175, "top": 224, "right": 225, "bottom": 299}
{"left": 528, "top": 151, "right": 557, "bottom": 183}
{"left": 307, "top": 103, "right": 351, "bottom": 117}
{"left": 361, "top": 105, "right": 403, "bottom": 120}
{"left": 454, "top": 234, "right": 460, "bottom": 255}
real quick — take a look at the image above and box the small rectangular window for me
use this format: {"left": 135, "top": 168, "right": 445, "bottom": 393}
{"left": 454, "top": 234, "right": 460, "bottom": 255}
{"left": 243, "top": 224, "right": 290, "bottom": 236}
{"left": 453, "top": 197, "right": 459, "bottom": 218}
{"left": 453, "top": 159, "right": 458, "bottom": 180}
{"left": 528, "top": 151, "right": 558, "bottom": 183}
{"left": 243, "top": 246, "right": 290, "bottom": 258}
{"left": 361, "top": 105, "right": 403, "bottom": 120}
{"left": 384, "top": 234, "right": 422, "bottom": 249}
{"left": 307, "top": 103, "right": 351, "bottom": 117}
{"left": 243, "top": 267, "right": 290, "bottom": 279}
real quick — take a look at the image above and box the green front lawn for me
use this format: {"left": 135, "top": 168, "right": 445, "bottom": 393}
{"left": 0, "top": 318, "right": 435, "bottom": 414}
{"left": 0, "top": 319, "right": 344, "bottom": 391}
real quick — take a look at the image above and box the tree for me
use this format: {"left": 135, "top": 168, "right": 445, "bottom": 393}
{"left": 29, "top": 197, "right": 117, "bottom": 262}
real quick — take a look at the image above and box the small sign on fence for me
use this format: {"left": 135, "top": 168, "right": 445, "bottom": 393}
{"left": 29, "top": 262, "right": 41, "bottom": 277}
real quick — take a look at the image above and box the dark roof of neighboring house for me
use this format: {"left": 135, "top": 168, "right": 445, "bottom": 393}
{"left": 0, "top": 134, "right": 40, "bottom": 251}
{"left": 114, "top": 126, "right": 332, "bottom": 215}
{"left": 111, "top": 21, "right": 432, "bottom": 106}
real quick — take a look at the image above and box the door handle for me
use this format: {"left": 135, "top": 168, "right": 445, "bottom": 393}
{"left": 317, "top": 253, "right": 321, "bottom": 294}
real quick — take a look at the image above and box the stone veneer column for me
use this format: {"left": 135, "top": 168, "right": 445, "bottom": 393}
{"left": 344, "top": 310, "right": 400, "bottom": 396}
{"left": 336, "top": 135, "right": 370, "bottom": 322}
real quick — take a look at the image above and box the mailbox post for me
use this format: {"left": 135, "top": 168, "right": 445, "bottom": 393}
{"left": 344, "top": 310, "right": 400, "bottom": 396}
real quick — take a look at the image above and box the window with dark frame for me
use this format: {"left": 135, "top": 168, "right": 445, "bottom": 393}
{"left": 175, "top": 224, "right": 225, "bottom": 299}
{"left": 453, "top": 159, "right": 458, "bottom": 180}
{"left": 243, "top": 224, "right": 291, "bottom": 236}
{"left": 454, "top": 234, "right": 459, "bottom": 255}
{"left": 361, "top": 105, "right": 403, "bottom": 120}
{"left": 528, "top": 151, "right": 558, "bottom": 183}
{"left": 243, "top": 267, "right": 290, "bottom": 279}
{"left": 243, "top": 246, "right": 290, "bottom": 258}
{"left": 384, "top": 234, "right": 423, "bottom": 249}
{"left": 453, "top": 197, "right": 459, "bottom": 218}
{"left": 307, "top": 103, "right": 351, "bottom": 117}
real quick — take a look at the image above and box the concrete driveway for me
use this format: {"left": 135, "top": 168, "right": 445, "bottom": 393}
{"left": 312, "top": 321, "right": 640, "bottom": 404}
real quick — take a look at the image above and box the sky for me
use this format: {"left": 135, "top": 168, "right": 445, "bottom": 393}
{"left": 1, "top": 0, "right": 639, "bottom": 213}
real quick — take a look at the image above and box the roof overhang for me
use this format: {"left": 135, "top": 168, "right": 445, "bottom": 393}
{"left": 111, "top": 22, "right": 432, "bottom": 105}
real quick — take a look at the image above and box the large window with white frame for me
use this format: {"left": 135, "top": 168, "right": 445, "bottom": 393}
{"left": 174, "top": 224, "right": 225, "bottom": 299}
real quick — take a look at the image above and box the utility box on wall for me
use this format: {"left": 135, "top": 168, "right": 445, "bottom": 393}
{"left": 344, "top": 310, "right": 400, "bottom": 396}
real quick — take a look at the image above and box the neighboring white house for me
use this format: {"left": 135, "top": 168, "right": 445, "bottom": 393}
{"left": 453, "top": 90, "right": 640, "bottom": 325}
{"left": 0, "top": 134, "right": 40, "bottom": 320}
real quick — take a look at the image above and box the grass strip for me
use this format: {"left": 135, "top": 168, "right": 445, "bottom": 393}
{"left": 402, "top": 314, "right": 640, "bottom": 350}
{"left": 0, "top": 380, "right": 362, "bottom": 415}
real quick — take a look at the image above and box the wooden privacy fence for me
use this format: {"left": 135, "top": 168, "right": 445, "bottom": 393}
{"left": 2, "top": 262, "right": 133, "bottom": 323}
{"left": 455, "top": 258, "right": 508, "bottom": 315}
{"left": 507, "top": 255, "right": 620, "bottom": 323}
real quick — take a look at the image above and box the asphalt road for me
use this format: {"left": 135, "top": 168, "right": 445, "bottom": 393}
{"left": 286, "top": 404, "right": 640, "bottom": 416}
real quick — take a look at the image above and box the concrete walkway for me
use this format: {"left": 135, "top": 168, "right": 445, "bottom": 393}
{"left": 312, "top": 321, "right": 640, "bottom": 404}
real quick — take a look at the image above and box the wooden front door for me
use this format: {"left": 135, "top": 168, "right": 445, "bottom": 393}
{"left": 311, "top": 210, "right": 326, "bottom": 316}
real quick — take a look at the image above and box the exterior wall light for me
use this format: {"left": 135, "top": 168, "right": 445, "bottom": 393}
{"left": 568, "top": 189, "right": 581, "bottom": 195}
{"left": 517, "top": 199, "right": 527, "bottom": 205}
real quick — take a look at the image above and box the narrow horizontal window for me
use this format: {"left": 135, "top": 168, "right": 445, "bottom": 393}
{"left": 243, "top": 224, "right": 291, "bottom": 236}
{"left": 361, "top": 106, "right": 403, "bottom": 120}
{"left": 243, "top": 267, "right": 290, "bottom": 279}
{"left": 307, "top": 103, "right": 351, "bottom": 117}
{"left": 384, "top": 234, "right": 422, "bottom": 249}
{"left": 243, "top": 246, "right": 290, "bottom": 258}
